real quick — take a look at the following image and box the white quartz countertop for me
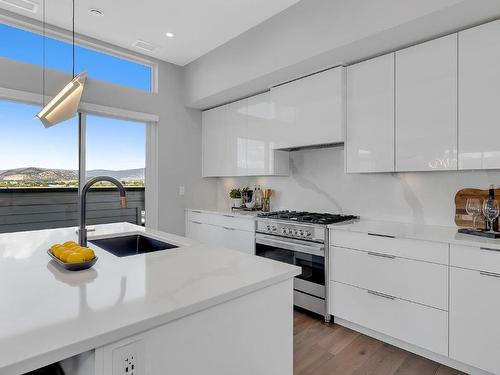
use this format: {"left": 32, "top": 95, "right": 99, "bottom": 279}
{"left": 0, "top": 222, "right": 299, "bottom": 375}
{"left": 328, "top": 219, "right": 500, "bottom": 250}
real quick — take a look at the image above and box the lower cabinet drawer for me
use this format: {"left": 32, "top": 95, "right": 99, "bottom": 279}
{"left": 331, "top": 281, "right": 448, "bottom": 356}
{"left": 187, "top": 210, "right": 210, "bottom": 224}
{"left": 217, "top": 226, "right": 255, "bottom": 255}
{"left": 209, "top": 214, "right": 255, "bottom": 232}
{"left": 331, "top": 246, "right": 448, "bottom": 310}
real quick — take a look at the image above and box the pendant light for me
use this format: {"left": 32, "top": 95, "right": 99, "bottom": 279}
{"left": 36, "top": 0, "right": 86, "bottom": 128}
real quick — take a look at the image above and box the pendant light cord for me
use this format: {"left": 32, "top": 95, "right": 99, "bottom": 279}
{"left": 72, "top": 0, "right": 75, "bottom": 78}
{"left": 42, "top": 0, "right": 46, "bottom": 106}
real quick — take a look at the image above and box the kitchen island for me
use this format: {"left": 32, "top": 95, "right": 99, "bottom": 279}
{"left": 0, "top": 222, "right": 300, "bottom": 375}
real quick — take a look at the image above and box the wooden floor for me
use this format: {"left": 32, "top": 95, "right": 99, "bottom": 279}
{"left": 293, "top": 309, "right": 466, "bottom": 375}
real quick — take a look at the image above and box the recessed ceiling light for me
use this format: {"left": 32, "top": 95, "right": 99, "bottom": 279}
{"left": 133, "top": 40, "right": 156, "bottom": 53}
{"left": 165, "top": 32, "right": 175, "bottom": 38}
{"left": 0, "top": 0, "right": 38, "bottom": 13}
{"left": 88, "top": 8, "right": 103, "bottom": 17}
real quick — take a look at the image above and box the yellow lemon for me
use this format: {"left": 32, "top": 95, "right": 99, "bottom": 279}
{"left": 66, "top": 252, "right": 85, "bottom": 263}
{"left": 63, "top": 241, "right": 79, "bottom": 247}
{"left": 59, "top": 249, "right": 76, "bottom": 262}
{"left": 77, "top": 248, "right": 95, "bottom": 261}
{"left": 53, "top": 245, "right": 67, "bottom": 258}
{"left": 50, "top": 244, "right": 62, "bottom": 254}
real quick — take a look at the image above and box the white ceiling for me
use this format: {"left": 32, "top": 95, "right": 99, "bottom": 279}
{"left": 0, "top": 0, "right": 300, "bottom": 66}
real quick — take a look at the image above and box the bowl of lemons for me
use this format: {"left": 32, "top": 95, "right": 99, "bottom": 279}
{"left": 48, "top": 241, "right": 97, "bottom": 271}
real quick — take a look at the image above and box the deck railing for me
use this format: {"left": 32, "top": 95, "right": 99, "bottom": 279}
{"left": 0, "top": 187, "right": 145, "bottom": 233}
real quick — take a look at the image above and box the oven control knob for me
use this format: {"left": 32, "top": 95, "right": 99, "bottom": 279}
{"left": 287, "top": 228, "right": 293, "bottom": 235}
{"left": 266, "top": 225, "right": 271, "bottom": 231}
{"left": 281, "top": 228, "right": 287, "bottom": 234}
{"left": 306, "top": 231, "right": 312, "bottom": 237}
{"left": 293, "top": 229, "right": 298, "bottom": 235}
{"left": 272, "top": 226, "right": 277, "bottom": 232}
{"left": 299, "top": 230, "right": 304, "bottom": 236}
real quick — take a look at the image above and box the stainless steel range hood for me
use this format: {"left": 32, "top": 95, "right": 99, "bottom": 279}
{"left": 36, "top": 71, "right": 87, "bottom": 128}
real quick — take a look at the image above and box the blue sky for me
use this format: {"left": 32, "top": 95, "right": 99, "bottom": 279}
{"left": 0, "top": 23, "right": 147, "bottom": 171}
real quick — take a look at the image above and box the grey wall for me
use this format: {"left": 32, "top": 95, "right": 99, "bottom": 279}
{"left": 216, "top": 147, "right": 500, "bottom": 227}
{"left": 184, "top": 0, "right": 500, "bottom": 109}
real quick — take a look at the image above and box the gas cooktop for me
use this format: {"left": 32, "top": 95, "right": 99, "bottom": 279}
{"left": 257, "top": 211, "right": 358, "bottom": 225}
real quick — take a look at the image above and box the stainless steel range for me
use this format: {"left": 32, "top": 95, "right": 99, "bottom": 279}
{"left": 255, "top": 211, "right": 358, "bottom": 322}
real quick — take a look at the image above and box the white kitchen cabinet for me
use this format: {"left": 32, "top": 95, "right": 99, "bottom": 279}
{"left": 331, "top": 281, "right": 448, "bottom": 356}
{"left": 346, "top": 53, "right": 395, "bottom": 173}
{"left": 202, "top": 106, "right": 227, "bottom": 177}
{"left": 186, "top": 219, "right": 210, "bottom": 242}
{"left": 185, "top": 210, "right": 255, "bottom": 255}
{"left": 330, "top": 246, "right": 448, "bottom": 310}
{"left": 450, "top": 266, "right": 500, "bottom": 374}
{"left": 459, "top": 19, "right": 500, "bottom": 170}
{"left": 202, "top": 94, "right": 289, "bottom": 177}
{"left": 214, "top": 226, "right": 255, "bottom": 254}
{"left": 226, "top": 100, "right": 248, "bottom": 176}
{"left": 395, "top": 34, "right": 457, "bottom": 171}
{"left": 246, "top": 92, "right": 289, "bottom": 176}
{"left": 270, "top": 67, "right": 345, "bottom": 149}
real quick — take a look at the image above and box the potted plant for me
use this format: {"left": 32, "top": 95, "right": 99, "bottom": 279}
{"left": 229, "top": 188, "right": 242, "bottom": 208}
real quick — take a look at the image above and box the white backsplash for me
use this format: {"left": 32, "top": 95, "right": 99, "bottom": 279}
{"left": 216, "top": 147, "right": 500, "bottom": 227}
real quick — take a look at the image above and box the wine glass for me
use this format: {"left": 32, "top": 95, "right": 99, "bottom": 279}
{"left": 465, "top": 198, "right": 482, "bottom": 230}
{"left": 483, "top": 199, "right": 500, "bottom": 233}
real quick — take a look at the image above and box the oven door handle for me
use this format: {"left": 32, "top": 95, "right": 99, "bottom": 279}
{"left": 256, "top": 236, "right": 324, "bottom": 257}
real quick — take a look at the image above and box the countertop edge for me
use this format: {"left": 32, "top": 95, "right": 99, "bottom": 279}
{"left": 2, "top": 267, "right": 299, "bottom": 375}
{"left": 328, "top": 220, "right": 500, "bottom": 250}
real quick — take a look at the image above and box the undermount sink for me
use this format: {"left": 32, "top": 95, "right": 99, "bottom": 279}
{"left": 89, "top": 234, "right": 179, "bottom": 257}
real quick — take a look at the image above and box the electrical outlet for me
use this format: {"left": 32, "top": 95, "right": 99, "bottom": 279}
{"left": 179, "top": 186, "right": 185, "bottom": 196}
{"left": 112, "top": 339, "right": 144, "bottom": 375}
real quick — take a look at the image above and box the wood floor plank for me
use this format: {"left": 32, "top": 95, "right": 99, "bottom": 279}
{"left": 310, "top": 334, "right": 385, "bottom": 375}
{"left": 393, "top": 353, "right": 440, "bottom": 375}
{"left": 317, "top": 324, "right": 360, "bottom": 355}
{"left": 435, "top": 365, "right": 467, "bottom": 375}
{"left": 294, "top": 344, "right": 333, "bottom": 375}
{"left": 352, "top": 343, "right": 409, "bottom": 375}
{"left": 293, "top": 310, "right": 462, "bottom": 375}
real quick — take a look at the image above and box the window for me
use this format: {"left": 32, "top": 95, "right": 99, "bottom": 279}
{"left": 0, "top": 99, "right": 79, "bottom": 233}
{"left": 0, "top": 23, "right": 152, "bottom": 91}
{"left": 85, "top": 115, "right": 146, "bottom": 225}
{"left": 0, "top": 100, "right": 147, "bottom": 233}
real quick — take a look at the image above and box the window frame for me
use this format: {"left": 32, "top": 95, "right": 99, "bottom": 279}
{"left": 0, "top": 87, "right": 160, "bottom": 230}
{"left": 0, "top": 12, "right": 158, "bottom": 93}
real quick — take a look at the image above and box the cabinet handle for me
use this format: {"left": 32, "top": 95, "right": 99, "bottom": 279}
{"left": 223, "top": 214, "right": 235, "bottom": 218}
{"left": 368, "top": 232, "right": 395, "bottom": 239}
{"left": 480, "top": 271, "right": 500, "bottom": 278}
{"left": 367, "top": 290, "right": 396, "bottom": 300}
{"left": 367, "top": 251, "right": 396, "bottom": 259}
{"left": 480, "top": 247, "right": 500, "bottom": 253}
{"left": 191, "top": 210, "right": 202, "bottom": 213}
{"left": 191, "top": 221, "right": 203, "bottom": 225}
{"left": 223, "top": 226, "right": 235, "bottom": 231}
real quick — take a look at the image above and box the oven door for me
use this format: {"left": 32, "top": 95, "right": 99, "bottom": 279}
{"left": 255, "top": 233, "right": 325, "bottom": 298}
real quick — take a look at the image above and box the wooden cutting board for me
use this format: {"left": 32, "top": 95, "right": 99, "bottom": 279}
{"left": 455, "top": 188, "right": 500, "bottom": 229}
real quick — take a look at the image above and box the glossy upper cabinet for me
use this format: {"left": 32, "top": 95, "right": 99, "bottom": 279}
{"left": 395, "top": 34, "right": 458, "bottom": 172}
{"left": 346, "top": 54, "right": 395, "bottom": 173}
{"left": 246, "top": 92, "right": 289, "bottom": 176}
{"left": 459, "top": 20, "right": 500, "bottom": 170}
{"left": 226, "top": 100, "right": 248, "bottom": 176}
{"left": 271, "top": 67, "right": 345, "bottom": 149}
{"left": 202, "top": 93, "right": 289, "bottom": 177}
{"left": 202, "top": 106, "right": 227, "bottom": 177}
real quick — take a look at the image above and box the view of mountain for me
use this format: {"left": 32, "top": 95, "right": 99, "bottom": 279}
{"left": 0, "top": 167, "right": 145, "bottom": 183}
